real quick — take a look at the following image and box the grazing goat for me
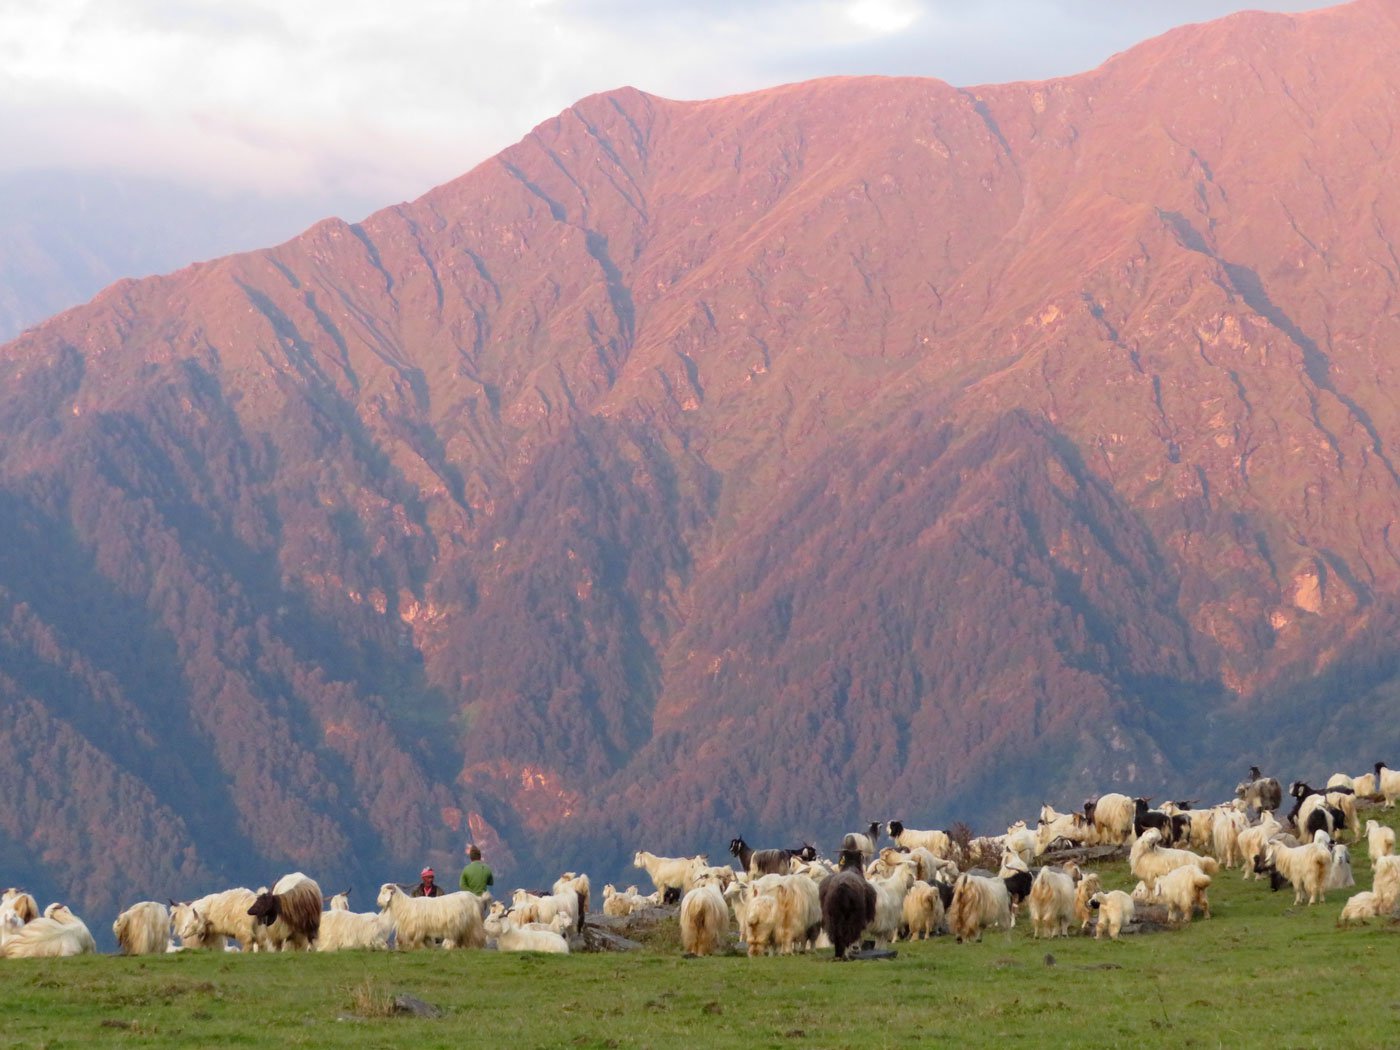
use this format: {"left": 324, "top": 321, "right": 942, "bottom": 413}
{"left": 248, "top": 872, "right": 322, "bottom": 951}
{"left": 1366, "top": 820, "right": 1396, "bottom": 865}
{"left": 947, "top": 873, "right": 1013, "bottom": 944}
{"left": 1255, "top": 840, "right": 1330, "bottom": 905}
{"left": 376, "top": 883, "right": 485, "bottom": 950}
{"left": 1338, "top": 891, "right": 1382, "bottom": 926}
{"left": 113, "top": 901, "right": 170, "bottom": 956}
{"left": 819, "top": 850, "right": 878, "bottom": 960}
{"left": 0, "top": 904, "right": 96, "bottom": 958}
{"left": 679, "top": 881, "right": 729, "bottom": 956}
{"left": 1089, "top": 891, "right": 1135, "bottom": 940}
{"left": 1153, "top": 864, "right": 1212, "bottom": 922}
{"left": 484, "top": 912, "right": 570, "bottom": 954}
{"left": 1028, "top": 866, "right": 1077, "bottom": 939}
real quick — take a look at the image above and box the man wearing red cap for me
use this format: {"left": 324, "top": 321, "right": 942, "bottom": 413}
{"left": 412, "top": 867, "right": 443, "bottom": 897}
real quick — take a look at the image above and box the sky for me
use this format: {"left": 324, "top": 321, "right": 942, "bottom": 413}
{"left": 0, "top": 0, "right": 1350, "bottom": 217}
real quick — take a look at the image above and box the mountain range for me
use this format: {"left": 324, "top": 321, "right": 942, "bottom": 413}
{"left": 3, "top": 0, "right": 1400, "bottom": 917}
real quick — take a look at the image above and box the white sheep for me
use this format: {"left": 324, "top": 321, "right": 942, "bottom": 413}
{"left": 113, "top": 901, "right": 170, "bottom": 956}
{"left": 316, "top": 908, "right": 394, "bottom": 951}
{"left": 1090, "top": 890, "right": 1135, "bottom": 940}
{"left": 679, "top": 882, "right": 728, "bottom": 956}
{"left": 484, "top": 911, "right": 570, "bottom": 954}
{"left": 376, "top": 883, "right": 485, "bottom": 950}
{"left": 633, "top": 851, "right": 705, "bottom": 900}
{"left": 900, "top": 881, "right": 944, "bottom": 941}
{"left": 171, "top": 888, "right": 259, "bottom": 950}
{"left": 1365, "top": 820, "right": 1396, "bottom": 864}
{"left": 1262, "top": 840, "right": 1330, "bottom": 905}
{"left": 1028, "top": 866, "right": 1077, "bottom": 939}
{"left": 0, "top": 904, "right": 96, "bottom": 958}
{"left": 1153, "top": 864, "right": 1212, "bottom": 922}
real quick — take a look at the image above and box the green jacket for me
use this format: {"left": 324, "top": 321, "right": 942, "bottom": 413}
{"left": 460, "top": 860, "right": 494, "bottom": 895}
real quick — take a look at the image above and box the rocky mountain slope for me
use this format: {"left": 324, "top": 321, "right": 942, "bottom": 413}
{"left": 3, "top": 0, "right": 1400, "bottom": 914}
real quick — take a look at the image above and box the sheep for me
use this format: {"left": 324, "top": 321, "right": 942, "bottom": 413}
{"left": 1129, "top": 828, "right": 1219, "bottom": 885}
{"left": 0, "top": 904, "right": 96, "bottom": 958}
{"left": 1376, "top": 762, "right": 1400, "bottom": 808}
{"left": 819, "top": 849, "right": 878, "bottom": 960}
{"left": 887, "top": 821, "right": 962, "bottom": 862}
{"left": 1236, "top": 814, "right": 1283, "bottom": 880}
{"left": 1074, "top": 872, "right": 1103, "bottom": 931}
{"left": 1372, "top": 855, "right": 1400, "bottom": 914}
{"left": 0, "top": 889, "right": 38, "bottom": 924}
{"left": 947, "top": 873, "right": 1013, "bottom": 944}
{"left": 1089, "top": 891, "right": 1135, "bottom": 940}
{"left": 552, "top": 872, "right": 591, "bottom": 924}
{"left": 1028, "top": 866, "right": 1077, "bottom": 938}
{"left": 1255, "top": 840, "right": 1330, "bottom": 905}
{"left": 1085, "top": 793, "right": 1135, "bottom": 845}
{"left": 484, "top": 911, "right": 570, "bottom": 954}
{"left": 1327, "top": 844, "right": 1355, "bottom": 890}
{"left": 900, "top": 880, "right": 944, "bottom": 941}
{"left": 376, "top": 883, "right": 485, "bottom": 950}
{"left": 1365, "top": 820, "right": 1396, "bottom": 864}
{"left": 841, "top": 821, "right": 885, "bottom": 861}
{"left": 171, "top": 887, "right": 259, "bottom": 950}
{"left": 1338, "top": 891, "right": 1382, "bottom": 926}
{"left": 633, "top": 851, "right": 705, "bottom": 903}
{"left": 1153, "top": 864, "right": 1212, "bottom": 923}
{"left": 1235, "top": 776, "right": 1283, "bottom": 814}
{"left": 678, "top": 881, "right": 729, "bottom": 956}
{"left": 113, "top": 901, "right": 170, "bottom": 956}
{"left": 247, "top": 872, "right": 322, "bottom": 951}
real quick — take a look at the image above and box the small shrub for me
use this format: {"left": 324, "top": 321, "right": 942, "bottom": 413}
{"left": 348, "top": 978, "right": 395, "bottom": 1019}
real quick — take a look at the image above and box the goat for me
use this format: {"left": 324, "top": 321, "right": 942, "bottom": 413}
{"left": 1366, "top": 820, "right": 1396, "bottom": 864}
{"left": 819, "top": 849, "right": 877, "bottom": 960}
{"left": 1089, "top": 891, "right": 1135, "bottom": 940}
{"left": 113, "top": 901, "right": 170, "bottom": 956}
{"left": 947, "top": 873, "right": 1013, "bottom": 943}
{"left": 247, "top": 872, "right": 322, "bottom": 951}
{"left": 376, "top": 883, "right": 485, "bottom": 950}
{"left": 728, "top": 837, "right": 816, "bottom": 877}
{"left": 679, "top": 881, "right": 729, "bottom": 956}
{"left": 1376, "top": 762, "right": 1400, "bottom": 808}
{"left": 1254, "top": 840, "right": 1329, "bottom": 905}
{"left": 1028, "top": 865, "right": 1077, "bottom": 938}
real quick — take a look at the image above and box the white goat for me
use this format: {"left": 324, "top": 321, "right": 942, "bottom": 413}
{"left": 1366, "top": 820, "right": 1396, "bottom": 864}
{"left": 1261, "top": 840, "right": 1330, "bottom": 905}
{"left": 1028, "top": 866, "right": 1077, "bottom": 938}
{"left": 317, "top": 908, "right": 394, "bottom": 951}
{"left": 484, "top": 912, "right": 570, "bottom": 954}
{"left": 376, "top": 883, "right": 485, "bottom": 950}
{"left": 1153, "top": 864, "right": 1212, "bottom": 922}
{"left": 679, "top": 882, "right": 728, "bottom": 956}
{"left": 900, "top": 881, "right": 944, "bottom": 941}
{"left": 171, "top": 888, "right": 259, "bottom": 950}
{"left": 0, "top": 904, "right": 96, "bottom": 958}
{"left": 1130, "top": 828, "right": 1219, "bottom": 884}
{"left": 633, "top": 852, "right": 705, "bottom": 900}
{"left": 1089, "top": 891, "right": 1135, "bottom": 940}
{"left": 113, "top": 901, "right": 170, "bottom": 956}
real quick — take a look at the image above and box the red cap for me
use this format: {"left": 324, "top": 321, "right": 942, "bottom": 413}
{"left": 420, "top": 867, "right": 434, "bottom": 878}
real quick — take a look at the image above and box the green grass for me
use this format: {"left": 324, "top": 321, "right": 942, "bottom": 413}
{"left": 4, "top": 809, "right": 1399, "bottom": 1050}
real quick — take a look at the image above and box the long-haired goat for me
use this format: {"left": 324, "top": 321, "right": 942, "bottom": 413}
{"left": 376, "top": 883, "right": 485, "bottom": 950}
{"left": 552, "top": 872, "right": 591, "bottom": 932}
{"left": 1074, "top": 872, "right": 1103, "bottom": 931}
{"left": 1028, "top": 866, "right": 1078, "bottom": 939}
{"left": 1130, "top": 828, "right": 1219, "bottom": 885}
{"left": 113, "top": 901, "right": 170, "bottom": 956}
{"left": 819, "top": 850, "right": 877, "bottom": 960}
{"left": 679, "top": 880, "right": 728, "bottom": 956}
{"left": 1089, "top": 891, "right": 1134, "bottom": 940}
{"left": 1366, "top": 820, "right": 1396, "bottom": 865}
{"left": 900, "top": 881, "right": 944, "bottom": 941}
{"left": 1153, "top": 864, "right": 1212, "bottom": 922}
{"left": 1255, "top": 840, "right": 1330, "bottom": 905}
{"left": 248, "top": 872, "right": 322, "bottom": 951}
{"left": 1375, "top": 762, "right": 1400, "bottom": 808}
{"left": 947, "top": 873, "right": 1013, "bottom": 944}
{"left": 1372, "top": 855, "right": 1400, "bottom": 914}
{"left": 484, "top": 911, "right": 570, "bottom": 954}
{"left": 1338, "top": 891, "right": 1382, "bottom": 926}
{"left": 633, "top": 852, "right": 705, "bottom": 904}
{"left": 0, "top": 904, "right": 96, "bottom": 958}
{"left": 171, "top": 888, "right": 258, "bottom": 950}
{"left": 886, "top": 821, "right": 962, "bottom": 863}
{"left": 0, "top": 889, "right": 38, "bottom": 924}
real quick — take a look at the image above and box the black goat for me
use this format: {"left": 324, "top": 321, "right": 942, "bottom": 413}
{"left": 728, "top": 836, "right": 817, "bottom": 876}
{"left": 819, "top": 849, "right": 877, "bottom": 961}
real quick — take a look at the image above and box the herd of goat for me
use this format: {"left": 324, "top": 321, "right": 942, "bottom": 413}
{"left": 3, "top": 762, "right": 1399, "bottom": 961}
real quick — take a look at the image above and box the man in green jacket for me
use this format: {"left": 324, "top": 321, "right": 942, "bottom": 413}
{"left": 460, "top": 844, "right": 494, "bottom": 895}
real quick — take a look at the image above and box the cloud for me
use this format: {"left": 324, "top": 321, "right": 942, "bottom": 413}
{"left": 0, "top": 0, "right": 1349, "bottom": 212}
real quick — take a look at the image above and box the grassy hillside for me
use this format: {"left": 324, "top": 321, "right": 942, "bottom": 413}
{"left": 2, "top": 808, "right": 1397, "bottom": 1049}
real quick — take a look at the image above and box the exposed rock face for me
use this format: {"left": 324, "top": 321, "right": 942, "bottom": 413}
{"left": 3, "top": 0, "right": 1400, "bottom": 914}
